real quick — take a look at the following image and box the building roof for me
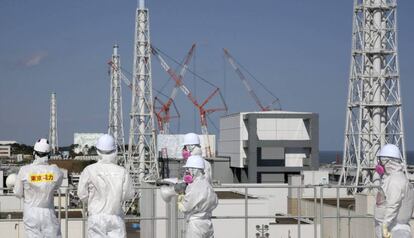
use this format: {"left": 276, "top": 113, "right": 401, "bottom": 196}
{"left": 0, "top": 141, "right": 18, "bottom": 145}
{"left": 222, "top": 110, "right": 316, "bottom": 118}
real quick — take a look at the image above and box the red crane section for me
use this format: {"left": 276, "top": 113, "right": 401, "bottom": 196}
{"left": 155, "top": 44, "right": 196, "bottom": 134}
{"left": 152, "top": 46, "right": 227, "bottom": 157}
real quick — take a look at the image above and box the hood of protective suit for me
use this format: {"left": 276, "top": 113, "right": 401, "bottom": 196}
{"left": 190, "top": 146, "right": 202, "bottom": 156}
{"left": 97, "top": 151, "right": 118, "bottom": 164}
{"left": 383, "top": 157, "right": 403, "bottom": 175}
{"left": 33, "top": 155, "right": 49, "bottom": 165}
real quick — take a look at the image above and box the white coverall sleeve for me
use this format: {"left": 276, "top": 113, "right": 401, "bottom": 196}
{"left": 54, "top": 167, "right": 64, "bottom": 190}
{"left": 383, "top": 179, "right": 404, "bottom": 228}
{"left": 77, "top": 168, "right": 90, "bottom": 202}
{"left": 13, "top": 169, "right": 24, "bottom": 198}
{"left": 122, "top": 171, "right": 134, "bottom": 201}
{"left": 204, "top": 160, "right": 212, "bottom": 184}
{"left": 181, "top": 185, "right": 202, "bottom": 213}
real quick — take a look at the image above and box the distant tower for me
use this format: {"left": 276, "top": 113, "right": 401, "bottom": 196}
{"left": 340, "top": 0, "right": 406, "bottom": 187}
{"left": 108, "top": 45, "right": 126, "bottom": 161}
{"left": 127, "top": 0, "right": 159, "bottom": 185}
{"left": 49, "top": 92, "right": 58, "bottom": 154}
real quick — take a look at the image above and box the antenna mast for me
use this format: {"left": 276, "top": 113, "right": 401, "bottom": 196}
{"left": 340, "top": 0, "right": 406, "bottom": 187}
{"left": 108, "top": 45, "right": 126, "bottom": 162}
{"left": 127, "top": 0, "right": 159, "bottom": 185}
{"left": 49, "top": 92, "right": 58, "bottom": 155}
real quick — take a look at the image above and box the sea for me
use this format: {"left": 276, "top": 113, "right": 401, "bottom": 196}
{"left": 319, "top": 151, "right": 414, "bottom": 165}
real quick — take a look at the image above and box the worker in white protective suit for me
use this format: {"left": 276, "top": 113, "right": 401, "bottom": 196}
{"left": 374, "top": 144, "right": 414, "bottom": 238}
{"left": 182, "top": 132, "right": 212, "bottom": 184}
{"left": 13, "top": 138, "right": 64, "bottom": 238}
{"left": 178, "top": 155, "right": 218, "bottom": 238}
{"left": 78, "top": 134, "right": 134, "bottom": 238}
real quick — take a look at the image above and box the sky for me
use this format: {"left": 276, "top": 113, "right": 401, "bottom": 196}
{"left": 0, "top": 0, "right": 413, "bottom": 151}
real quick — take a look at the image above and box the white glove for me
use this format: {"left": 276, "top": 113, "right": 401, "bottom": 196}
{"left": 177, "top": 194, "right": 185, "bottom": 212}
{"left": 382, "top": 224, "right": 391, "bottom": 238}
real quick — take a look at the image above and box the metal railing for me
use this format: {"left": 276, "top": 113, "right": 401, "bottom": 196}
{"left": 0, "top": 184, "right": 379, "bottom": 238}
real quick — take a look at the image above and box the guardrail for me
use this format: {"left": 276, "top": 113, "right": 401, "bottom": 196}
{"left": 0, "top": 184, "right": 380, "bottom": 238}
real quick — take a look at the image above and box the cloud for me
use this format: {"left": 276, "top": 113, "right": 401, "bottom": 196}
{"left": 20, "top": 51, "right": 48, "bottom": 67}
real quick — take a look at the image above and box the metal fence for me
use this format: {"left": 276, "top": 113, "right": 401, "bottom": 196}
{"left": 0, "top": 184, "right": 379, "bottom": 238}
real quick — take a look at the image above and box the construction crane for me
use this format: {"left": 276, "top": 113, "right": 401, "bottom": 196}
{"left": 154, "top": 43, "right": 196, "bottom": 134}
{"left": 152, "top": 46, "right": 227, "bottom": 157}
{"left": 223, "top": 48, "right": 281, "bottom": 111}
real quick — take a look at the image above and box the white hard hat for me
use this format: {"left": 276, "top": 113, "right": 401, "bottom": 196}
{"left": 6, "top": 173, "right": 17, "bottom": 188}
{"left": 182, "top": 133, "right": 200, "bottom": 146}
{"left": 377, "top": 144, "right": 402, "bottom": 160}
{"left": 96, "top": 134, "right": 116, "bottom": 153}
{"left": 183, "top": 155, "right": 205, "bottom": 169}
{"left": 34, "top": 138, "right": 51, "bottom": 153}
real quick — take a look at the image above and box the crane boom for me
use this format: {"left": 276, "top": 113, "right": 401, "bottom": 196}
{"left": 152, "top": 45, "right": 227, "bottom": 156}
{"left": 223, "top": 48, "right": 274, "bottom": 111}
{"left": 156, "top": 44, "right": 196, "bottom": 134}
{"left": 152, "top": 47, "right": 198, "bottom": 106}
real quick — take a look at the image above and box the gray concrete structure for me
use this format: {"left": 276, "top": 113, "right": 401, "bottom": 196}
{"left": 219, "top": 111, "right": 319, "bottom": 183}
{"left": 159, "top": 157, "right": 233, "bottom": 184}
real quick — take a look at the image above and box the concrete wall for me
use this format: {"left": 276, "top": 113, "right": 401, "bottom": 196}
{"left": 218, "top": 113, "right": 244, "bottom": 168}
{"left": 268, "top": 224, "right": 320, "bottom": 238}
{"left": 219, "top": 111, "right": 319, "bottom": 183}
{"left": 219, "top": 111, "right": 318, "bottom": 171}
{"left": 155, "top": 184, "right": 295, "bottom": 238}
{"left": 0, "top": 194, "right": 68, "bottom": 212}
{"left": 157, "top": 134, "right": 216, "bottom": 159}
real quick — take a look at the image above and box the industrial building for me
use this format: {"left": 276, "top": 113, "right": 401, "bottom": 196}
{"left": 218, "top": 111, "right": 319, "bottom": 183}
{"left": 73, "top": 133, "right": 104, "bottom": 154}
{"left": 0, "top": 146, "right": 11, "bottom": 158}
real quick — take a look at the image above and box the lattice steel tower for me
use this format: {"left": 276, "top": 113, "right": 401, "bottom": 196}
{"left": 127, "top": 0, "right": 159, "bottom": 186}
{"left": 108, "top": 45, "right": 126, "bottom": 161}
{"left": 49, "top": 92, "right": 58, "bottom": 155}
{"left": 340, "top": 0, "right": 406, "bottom": 186}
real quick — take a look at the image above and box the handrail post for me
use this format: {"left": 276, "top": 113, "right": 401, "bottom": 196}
{"left": 297, "top": 186, "right": 301, "bottom": 238}
{"left": 65, "top": 187, "right": 69, "bottom": 238}
{"left": 245, "top": 187, "right": 248, "bottom": 238}
{"left": 313, "top": 186, "right": 317, "bottom": 238}
{"left": 337, "top": 186, "right": 340, "bottom": 238}
{"left": 320, "top": 186, "right": 324, "bottom": 238}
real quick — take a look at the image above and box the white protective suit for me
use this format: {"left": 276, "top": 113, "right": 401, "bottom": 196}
{"left": 190, "top": 146, "right": 212, "bottom": 184}
{"left": 77, "top": 153, "right": 134, "bottom": 238}
{"left": 179, "top": 172, "right": 218, "bottom": 238}
{"left": 374, "top": 158, "right": 414, "bottom": 238}
{"left": 14, "top": 156, "right": 63, "bottom": 238}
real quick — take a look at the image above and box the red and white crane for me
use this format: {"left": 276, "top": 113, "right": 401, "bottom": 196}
{"left": 152, "top": 46, "right": 227, "bottom": 157}
{"left": 154, "top": 44, "right": 196, "bottom": 134}
{"left": 108, "top": 45, "right": 195, "bottom": 135}
{"left": 223, "top": 48, "right": 281, "bottom": 111}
